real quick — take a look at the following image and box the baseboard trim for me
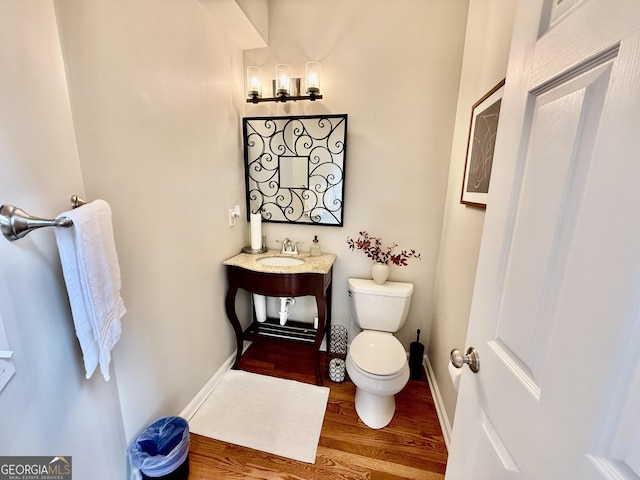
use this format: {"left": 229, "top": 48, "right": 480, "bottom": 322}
{"left": 424, "top": 355, "right": 452, "bottom": 450}
{"left": 180, "top": 341, "right": 251, "bottom": 421}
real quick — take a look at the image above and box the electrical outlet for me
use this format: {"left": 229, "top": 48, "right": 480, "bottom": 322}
{"left": 0, "top": 314, "right": 15, "bottom": 393}
{"left": 0, "top": 357, "right": 15, "bottom": 393}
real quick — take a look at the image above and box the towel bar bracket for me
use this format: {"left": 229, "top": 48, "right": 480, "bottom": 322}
{"left": 0, "top": 196, "right": 86, "bottom": 242}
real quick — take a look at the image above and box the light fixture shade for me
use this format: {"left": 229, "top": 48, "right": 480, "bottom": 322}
{"left": 246, "top": 66, "right": 262, "bottom": 98}
{"left": 275, "top": 64, "right": 291, "bottom": 96}
{"left": 305, "top": 61, "right": 321, "bottom": 94}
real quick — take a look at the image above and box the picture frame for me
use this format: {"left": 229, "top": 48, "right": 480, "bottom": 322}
{"left": 460, "top": 79, "right": 505, "bottom": 207}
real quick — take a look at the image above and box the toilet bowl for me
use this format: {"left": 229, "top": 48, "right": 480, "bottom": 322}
{"left": 346, "top": 278, "right": 414, "bottom": 429}
{"left": 346, "top": 330, "right": 410, "bottom": 428}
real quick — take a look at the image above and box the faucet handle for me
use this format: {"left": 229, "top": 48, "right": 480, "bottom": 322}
{"left": 276, "top": 238, "right": 291, "bottom": 253}
{"left": 293, "top": 241, "right": 304, "bottom": 254}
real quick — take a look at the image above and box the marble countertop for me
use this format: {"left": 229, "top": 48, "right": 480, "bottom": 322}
{"left": 223, "top": 249, "right": 336, "bottom": 274}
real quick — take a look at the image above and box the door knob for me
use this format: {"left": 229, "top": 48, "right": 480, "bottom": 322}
{"left": 450, "top": 347, "right": 480, "bottom": 373}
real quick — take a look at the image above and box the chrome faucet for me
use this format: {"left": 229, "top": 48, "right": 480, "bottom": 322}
{"left": 278, "top": 238, "right": 303, "bottom": 254}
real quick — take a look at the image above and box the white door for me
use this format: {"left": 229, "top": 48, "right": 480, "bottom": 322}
{"left": 446, "top": 0, "right": 640, "bottom": 478}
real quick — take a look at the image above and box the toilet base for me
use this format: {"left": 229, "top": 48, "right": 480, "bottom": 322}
{"left": 354, "top": 388, "right": 396, "bottom": 429}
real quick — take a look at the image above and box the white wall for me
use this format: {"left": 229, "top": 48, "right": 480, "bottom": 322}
{"left": 243, "top": 0, "right": 469, "bottom": 348}
{"left": 0, "top": 2, "right": 126, "bottom": 478}
{"left": 429, "top": 0, "right": 517, "bottom": 433}
{"left": 54, "top": 0, "right": 250, "bottom": 444}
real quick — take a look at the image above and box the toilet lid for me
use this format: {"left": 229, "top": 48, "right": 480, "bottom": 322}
{"left": 349, "top": 331, "right": 407, "bottom": 376}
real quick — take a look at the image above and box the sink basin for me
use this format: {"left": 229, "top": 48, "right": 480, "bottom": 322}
{"left": 257, "top": 256, "right": 305, "bottom": 267}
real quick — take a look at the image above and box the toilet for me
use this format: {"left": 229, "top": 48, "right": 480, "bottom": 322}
{"left": 345, "top": 278, "right": 414, "bottom": 429}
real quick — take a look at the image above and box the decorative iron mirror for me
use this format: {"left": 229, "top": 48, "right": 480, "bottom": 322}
{"left": 243, "top": 114, "right": 348, "bottom": 225}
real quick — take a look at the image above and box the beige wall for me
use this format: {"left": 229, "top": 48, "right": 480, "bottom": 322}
{"left": 429, "top": 0, "right": 517, "bottom": 441}
{"left": 244, "top": 0, "right": 469, "bottom": 349}
{"left": 0, "top": 2, "right": 126, "bottom": 478}
{"left": 54, "top": 0, "right": 250, "bottom": 444}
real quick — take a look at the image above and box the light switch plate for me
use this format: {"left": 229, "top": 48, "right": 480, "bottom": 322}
{"left": 0, "top": 313, "right": 15, "bottom": 392}
{"left": 228, "top": 205, "right": 241, "bottom": 226}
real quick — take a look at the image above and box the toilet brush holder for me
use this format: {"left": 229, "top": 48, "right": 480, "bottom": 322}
{"left": 327, "top": 325, "right": 348, "bottom": 383}
{"left": 409, "top": 329, "right": 425, "bottom": 380}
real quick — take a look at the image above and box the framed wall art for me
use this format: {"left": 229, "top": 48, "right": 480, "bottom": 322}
{"left": 460, "top": 79, "right": 505, "bottom": 207}
{"left": 243, "top": 114, "right": 347, "bottom": 225}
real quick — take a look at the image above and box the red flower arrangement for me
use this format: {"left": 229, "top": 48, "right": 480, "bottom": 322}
{"left": 346, "top": 231, "right": 421, "bottom": 266}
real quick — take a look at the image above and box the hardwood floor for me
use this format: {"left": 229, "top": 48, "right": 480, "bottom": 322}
{"left": 188, "top": 336, "right": 448, "bottom": 479}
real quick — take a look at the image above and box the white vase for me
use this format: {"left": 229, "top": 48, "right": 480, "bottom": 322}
{"left": 371, "top": 262, "right": 390, "bottom": 285}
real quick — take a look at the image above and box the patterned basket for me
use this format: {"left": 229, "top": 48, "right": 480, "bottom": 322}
{"left": 327, "top": 325, "right": 348, "bottom": 383}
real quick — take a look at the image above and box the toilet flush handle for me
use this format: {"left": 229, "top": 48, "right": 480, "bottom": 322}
{"left": 450, "top": 347, "right": 480, "bottom": 373}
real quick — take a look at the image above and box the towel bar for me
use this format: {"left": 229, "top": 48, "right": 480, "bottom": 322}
{"left": 0, "top": 195, "right": 86, "bottom": 241}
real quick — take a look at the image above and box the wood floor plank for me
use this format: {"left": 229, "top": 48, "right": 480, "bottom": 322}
{"left": 315, "top": 446, "right": 445, "bottom": 480}
{"left": 188, "top": 336, "right": 447, "bottom": 479}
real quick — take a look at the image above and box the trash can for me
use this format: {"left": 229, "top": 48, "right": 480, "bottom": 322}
{"left": 128, "top": 416, "right": 190, "bottom": 480}
{"left": 327, "top": 324, "right": 348, "bottom": 382}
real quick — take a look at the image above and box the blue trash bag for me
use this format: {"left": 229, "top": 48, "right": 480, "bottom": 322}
{"left": 128, "top": 416, "right": 190, "bottom": 479}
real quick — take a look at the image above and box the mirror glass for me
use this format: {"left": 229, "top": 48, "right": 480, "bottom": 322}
{"left": 243, "top": 114, "right": 348, "bottom": 225}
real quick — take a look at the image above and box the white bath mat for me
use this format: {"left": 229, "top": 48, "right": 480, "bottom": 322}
{"left": 189, "top": 369, "right": 330, "bottom": 463}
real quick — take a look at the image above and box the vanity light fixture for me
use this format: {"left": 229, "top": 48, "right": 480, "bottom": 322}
{"left": 246, "top": 61, "right": 323, "bottom": 104}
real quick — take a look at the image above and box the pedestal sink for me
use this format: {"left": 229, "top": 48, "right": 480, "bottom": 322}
{"left": 257, "top": 256, "right": 305, "bottom": 267}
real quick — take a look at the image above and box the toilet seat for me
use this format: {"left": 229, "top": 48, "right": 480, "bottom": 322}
{"left": 349, "top": 330, "right": 407, "bottom": 376}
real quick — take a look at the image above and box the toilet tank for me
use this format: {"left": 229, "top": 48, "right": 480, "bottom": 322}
{"left": 348, "top": 278, "right": 414, "bottom": 332}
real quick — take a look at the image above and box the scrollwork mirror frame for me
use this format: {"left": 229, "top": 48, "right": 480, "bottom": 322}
{"left": 243, "top": 114, "right": 348, "bottom": 226}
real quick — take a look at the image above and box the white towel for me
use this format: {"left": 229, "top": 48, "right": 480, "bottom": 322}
{"left": 55, "top": 199, "right": 126, "bottom": 381}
